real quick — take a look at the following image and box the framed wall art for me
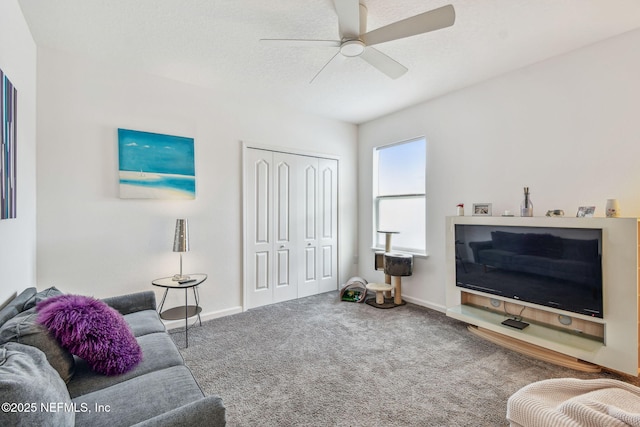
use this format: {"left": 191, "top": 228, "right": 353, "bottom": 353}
{"left": 1, "top": 68, "right": 17, "bottom": 219}
{"left": 118, "top": 128, "right": 195, "bottom": 199}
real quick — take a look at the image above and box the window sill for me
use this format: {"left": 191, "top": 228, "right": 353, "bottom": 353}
{"left": 370, "top": 247, "right": 429, "bottom": 259}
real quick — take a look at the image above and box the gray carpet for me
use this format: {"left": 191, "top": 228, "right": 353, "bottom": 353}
{"left": 176, "top": 291, "right": 638, "bottom": 426}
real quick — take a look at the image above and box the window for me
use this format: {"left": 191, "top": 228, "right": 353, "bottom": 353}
{"left": 373, "top": 138, "right": 426, "bottom": 255}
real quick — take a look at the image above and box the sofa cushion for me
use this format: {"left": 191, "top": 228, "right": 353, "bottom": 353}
{"left": 22, "top": 286, "right": 64, "bottom": 311}
{"left": 37, "top": 294, "right": 142, "bottom": 376}
{"left": 0, "top": 287, "right": 37, "bottom": 327}
{"left": 123, "top": 309, "right": 167, "bottom": 337}
{"left": 72, "top": 365, "right": 204, "bottom": 427}
{"left": 491, "top": 231, "right": 525, "bottom": 253}
{"left": 476, "top": 249, "right": 516, "bottom": 267}
{"left": 67, "top": 331, "right": 185, "bottom": 398}
{"left": 102, "top": 291, "right": 157, "bottom": 316}
{"left": 562, "top": 238, "right": 599, "bottom": 262}
{"left": 522, "top": 233, "right": 563, "bottom": 258}
{"left": 0, "top": 342, "right": 75, "bottom": 426}
{"left": 0, "top": 307, "right": 75, "bottom": 383}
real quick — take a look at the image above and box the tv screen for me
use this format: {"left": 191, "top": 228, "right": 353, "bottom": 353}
{"left": 455, "top": 224, "right": 603, "bottom": 318}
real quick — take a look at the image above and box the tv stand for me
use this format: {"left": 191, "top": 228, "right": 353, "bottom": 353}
{"left": 445, "top": 216, "right": 640, "bottom": 376}
{"left": 467, "top": 326, "right": 601, "bottom": 373}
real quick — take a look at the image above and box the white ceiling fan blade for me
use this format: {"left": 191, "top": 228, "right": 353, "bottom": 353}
{"left": 260, "top": 39, "right": 341, "bottom": 48}
{"left": 360, "top": 47, "right": 408, "bottom": 79}
{"left": 310, "top": 51, "right": 341, "bottom": 84}
{"left": 333, "top": 0, "right": 361, "bottom": 38}
{"left": 361, "top": 4, "right": 455, "bottom": 46}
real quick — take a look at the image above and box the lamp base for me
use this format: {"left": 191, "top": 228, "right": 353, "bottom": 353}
{"left": 172, "top": 274, "right": 191, "bottom": 281}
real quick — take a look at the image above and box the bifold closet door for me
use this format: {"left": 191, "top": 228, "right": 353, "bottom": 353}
{"left": 245, "top": 148, "right": 275, "bottom": 309}
{"left": 272, "top": 152, "right": 300, "bottom": 304}
{"left": 297, "top": 156, "right": 319, "bottom": 298}
{"left": 245, "top": 149, "right": 299, "bottom": 309}
{"left": 317, "top": 158, "right": 338, "bottom": 293}
{"left": 244, "top": 148, "right": 337, "bottom": 309}
{"left": 297, "top": 157, "right": 338, "bottom": 297}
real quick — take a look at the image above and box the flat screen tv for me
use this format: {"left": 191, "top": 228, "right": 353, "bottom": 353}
{"left": 455, "top": 224, "right": 603, "bottom": 318}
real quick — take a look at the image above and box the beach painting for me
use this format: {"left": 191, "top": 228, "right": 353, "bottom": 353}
{"left": 1, "top": 68, "right": 17, "bottom": 219}
{"left": 118, "top": 128, "right": 195, "bottom": 199}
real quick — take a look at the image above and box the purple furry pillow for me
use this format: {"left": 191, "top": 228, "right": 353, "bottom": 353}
{"left": 36, "top": 294, "right": 142, "bottom": 376}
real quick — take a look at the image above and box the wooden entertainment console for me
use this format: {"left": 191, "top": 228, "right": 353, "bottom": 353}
{"left": 445, "top": 216, "right": 640, "bottom": 376}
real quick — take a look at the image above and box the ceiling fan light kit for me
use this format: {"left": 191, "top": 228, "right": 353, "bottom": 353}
{"left": 340, "top": 40, "right": 365, "bottom": 57}
{"left": 260, "top": 1, "right": 455, "bottom": 82}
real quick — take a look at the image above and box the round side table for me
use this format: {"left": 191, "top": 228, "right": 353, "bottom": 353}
{"left": 152, "top": 273, "right": 207, "bottom": 347}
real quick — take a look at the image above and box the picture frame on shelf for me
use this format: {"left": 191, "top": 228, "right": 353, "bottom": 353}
{"left": 576, "top": 206, "right": 596, "bottom": 218}
{"left": 472, "top": 203, "right": 492, "bottom": 216}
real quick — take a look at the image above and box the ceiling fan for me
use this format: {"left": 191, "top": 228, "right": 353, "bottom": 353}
{"left": 260, "top": 1, "right": 455, "bottom": 82}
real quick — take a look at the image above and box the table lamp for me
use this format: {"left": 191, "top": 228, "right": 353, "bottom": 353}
{"left": 172, "top": 218, "right": 190, "bottom": 281}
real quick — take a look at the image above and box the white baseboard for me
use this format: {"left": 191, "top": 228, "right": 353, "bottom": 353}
{"left": 401, "top": 295, "right": 446, "bottom": 313}
{"left": 162, "top": 305, "right": 243, "bottom": 330}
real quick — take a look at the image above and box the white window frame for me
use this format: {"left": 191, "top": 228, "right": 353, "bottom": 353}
{"left": 372, "top": 137, "right": 427, "bottom": 256}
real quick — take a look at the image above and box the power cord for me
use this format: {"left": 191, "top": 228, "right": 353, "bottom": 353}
{"left": 503, "top": 301, "right": 526, "bottom": 321}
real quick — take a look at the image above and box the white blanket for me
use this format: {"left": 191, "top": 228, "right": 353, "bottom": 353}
{"left": 507, "top": 378, "right": 640, "bottom": 427}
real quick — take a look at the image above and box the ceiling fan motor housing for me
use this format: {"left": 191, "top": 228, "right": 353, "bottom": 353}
{"left": 340, "top": 40, "right": 365, "bottom": 57}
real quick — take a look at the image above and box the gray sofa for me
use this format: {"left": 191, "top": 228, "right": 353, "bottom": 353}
{"left": 0, "top": 287, "right": 225, "bottom": 427}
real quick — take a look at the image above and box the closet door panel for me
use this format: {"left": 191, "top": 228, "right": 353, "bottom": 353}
{"left": 304, "top": 165, "right": 317, "bottom": 241}
{"left": 254, "top": 252, "right": 270, "bottom": 290}
{"left": 321, "top": 246, "right": 333, "bottom": 279}
{"left": 273, "top": 153, "right": 298, "bottom": 303}
{"left": 245, "top": 149, "right": 274, "bottom": 309}
{"left": 318, "top": 158, "right": 338, "bottom": 292}
{"left": 298, "top": 158, "right": 319, "bottom": 297}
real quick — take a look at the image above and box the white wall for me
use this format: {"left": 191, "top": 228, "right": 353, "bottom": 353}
{"left": 0, "top": 0, "right": 37, "bottom": 305}
{"left": 358, "top": 28, "right": 640, "bottom": 311}
{"left": 36, "top": 48, "right": 358, "bottom": 319}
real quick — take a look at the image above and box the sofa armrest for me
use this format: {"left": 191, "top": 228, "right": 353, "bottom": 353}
{"left": 130, "top": 396, "right": 226, "bottom": 427}
{"left": 468, "top": 240, "right": 492, "bottom": 263}
{"left": 102, "top": 291, "right": 156, "bottom": 315}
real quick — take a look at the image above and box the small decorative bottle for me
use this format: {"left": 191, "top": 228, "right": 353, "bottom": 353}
{"left": 521, "top": 187, "right": 533, "bottom": 217}
{"left": 456, "top": 203, "right": 464, "bottom": 216}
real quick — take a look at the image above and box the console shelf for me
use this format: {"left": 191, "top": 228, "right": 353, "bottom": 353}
{"left": 466, "top": 325, "right": 601, "bottom": 373}
{"left": 445, "top": 216, "right": 640, "bottom": 376}
{"left": 447, "top": 304, "right": 603, "bottom": 354}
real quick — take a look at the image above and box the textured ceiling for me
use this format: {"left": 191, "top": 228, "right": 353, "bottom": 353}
{"left": 18, "top": 0, "right": 640, "bottom": 124}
